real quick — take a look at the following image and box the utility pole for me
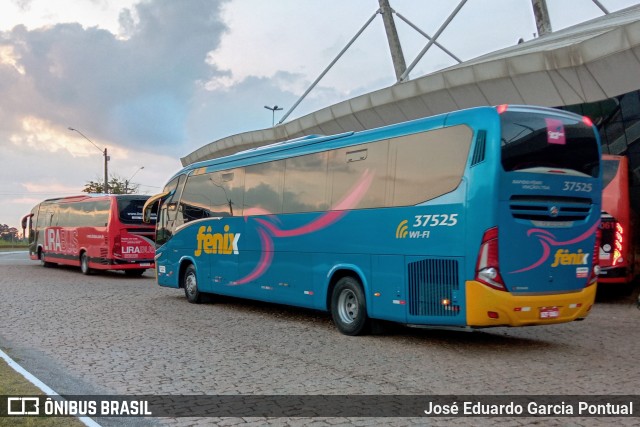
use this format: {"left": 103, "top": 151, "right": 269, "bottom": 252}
{"left": 531, "top": 0, "right": 552, "bottom": 37}
{"left": 68, "top": 127, "right": 110, "bottom": 194}
{"left": 103, "top": 148, "right": 109, "bottom": 194}
{"left": 378, "top": 0, "right": 407, "bottom": 81}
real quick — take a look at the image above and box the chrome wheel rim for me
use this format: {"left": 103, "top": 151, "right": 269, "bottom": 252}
{"left": 185, "top": 272, "right": 197, "bottom": 297}
{"left": 337, "top": 289, "right": 358, "bottom": 324}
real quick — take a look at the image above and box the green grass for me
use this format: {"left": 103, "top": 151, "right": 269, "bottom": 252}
{"left": 0, "top": 359, "right": 85, "bottom": 426}
{"left": 0, "top": 241, "right": 28, "bottom": 251}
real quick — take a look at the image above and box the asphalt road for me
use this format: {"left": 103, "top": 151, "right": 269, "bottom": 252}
{"left": 1, "top": 251, "right": 639, "bottom": 426}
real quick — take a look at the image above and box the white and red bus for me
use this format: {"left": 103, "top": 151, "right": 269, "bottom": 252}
{"left": 21, "top": 194, "right": 156, "bottom": 276}
{"left": 599, "top": 154, "right": 637, "bottom": 290}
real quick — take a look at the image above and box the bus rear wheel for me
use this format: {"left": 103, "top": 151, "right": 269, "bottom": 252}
{"left": 330, "top": 276, "right": 369, "bottom": 336}
{"left": 80, "top": 252, "right": 92, "bottom": 275}
{"left": 183, "top": 264, "right": 202, "bottom": 304}
{"left": 124, "top": 269, "right": 145, "bottom": 277}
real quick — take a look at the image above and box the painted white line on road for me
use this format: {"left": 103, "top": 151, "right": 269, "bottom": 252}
{"left": 0, "top": 348, "right": 102, "bottom": 427}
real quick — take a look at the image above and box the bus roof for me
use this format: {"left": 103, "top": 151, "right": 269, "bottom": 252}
{"left": 38, "top": 194, "right": 151, "bottom": 205}
{"left": 173, "top": 104, "right": 586, "bottom": 181}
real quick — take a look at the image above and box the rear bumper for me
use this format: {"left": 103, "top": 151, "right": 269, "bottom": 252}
{"left": 92, "top": 257, "right": 155, "bottom": 270}
{"left": 465, "top": 280, "right": 596, "bottom": 327}
{"left": 598, "top": 266, "right": 631, "bottom": 284}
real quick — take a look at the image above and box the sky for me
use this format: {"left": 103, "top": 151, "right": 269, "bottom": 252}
{"left": 1, "top": 0, "right": 639, "bottom": 232}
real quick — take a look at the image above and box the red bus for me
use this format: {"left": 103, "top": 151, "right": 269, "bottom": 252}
{"left": 599, "top": 154, "right": 637, "bottom": 289}
{"left": 21, "top": 194, "right": 156, "bottom": 276}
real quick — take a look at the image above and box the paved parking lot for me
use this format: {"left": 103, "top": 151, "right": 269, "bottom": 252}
{"left": 1, "top": 251, "right": 639, "bottom": 426}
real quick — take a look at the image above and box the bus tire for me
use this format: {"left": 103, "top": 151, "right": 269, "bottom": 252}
{"left": 124, "top": 269, "right": 145, "bottom": 277}
{"left": 183, "top": 264, "right": 202, "bottom": 304}
{"left": 80, "top": 252, "right": 92, "bottom": 275}
{"left": 330, "top": 276, "right": 369, "bottom": 336}
{"left": 40, "top": 251, "right": 54, "bottom": 268}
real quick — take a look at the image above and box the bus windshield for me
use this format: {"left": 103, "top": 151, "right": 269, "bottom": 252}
{"left": 500, "top": 110, "right": 599, "bottom": 177}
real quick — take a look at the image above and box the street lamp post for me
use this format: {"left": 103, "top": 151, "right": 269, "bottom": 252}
{"left": 264, "top": 105, "right": 283, "bottom": 127}
{"left": 68, "top": 127, "right": 110, "bottom": 194}
{"left": 125, "top": 166, "right": 144, "bottom": 194}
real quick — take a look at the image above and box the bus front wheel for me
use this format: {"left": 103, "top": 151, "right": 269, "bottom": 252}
{"left": 183, "top": 264, "right": 202, "bottom": 304}
{"left": 80, "top": 252, "right": 92, "bottom": 275}
{"left": 330, "top": 276, "right": 369, "bottom": 336}
{"left": 40, "top": 251, "right": 54, "bottom": 268}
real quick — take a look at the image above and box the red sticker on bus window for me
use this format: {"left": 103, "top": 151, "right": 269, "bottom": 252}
{"left": 545, "top": 118, "right": 566, "bottom": 145}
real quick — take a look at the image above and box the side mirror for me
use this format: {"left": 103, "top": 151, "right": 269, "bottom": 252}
{"left": 143, "top": 204, "right": 154, "bottom": 223}
{"left": 142, "top": 191, "right": 169, "bottom": 223}
{"left": 20, "top": 214, "right": 32, "bottom": 236}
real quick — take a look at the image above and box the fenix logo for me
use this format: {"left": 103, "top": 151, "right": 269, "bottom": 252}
{"left": 550, "top": 249, "right": 589, "bottom": 267}
{"left": 194, "top": 225, "right": 240, "bottom": 256}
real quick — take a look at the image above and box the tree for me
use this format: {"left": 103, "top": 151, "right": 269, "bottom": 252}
{"left": 0, "top": 224, "right": 19, "bottom": 241}
{"left": 83, "top": 175, "right": 140, "bottom": 194}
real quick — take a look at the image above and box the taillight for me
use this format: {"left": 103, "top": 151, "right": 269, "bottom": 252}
{"left": 587, "top": 228, "right": 601, "bottom": 286}
{"left": 613, "top": 222, "right": 624, "bottom": 265}
{"left": 475, "top": 227, "right": 506, "bottom": 291}
{"left": 497, "top": 104, "right": 508, "bottom": 114}
{"left": 114, "top": 235, "right": 122, "bottom": 257}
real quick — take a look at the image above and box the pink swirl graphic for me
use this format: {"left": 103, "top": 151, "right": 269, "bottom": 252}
{"left": 510, "top": 220, "right": 600, "bottom": 274}
{"left": 234, "top": 169, "right": 374, "bottom": 284}
{"left": 232, "top": 228, "right": 273, "bottom": 285}
{"left": 254, "top": 169, "right": 374, "bottom": 237}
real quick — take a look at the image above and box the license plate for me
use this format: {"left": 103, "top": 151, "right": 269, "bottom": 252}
{"left": 539, "top": 307, "right": 559, "bottom": 319}
{"left": 139, "top": 263, "right": 151, "bottom": 267}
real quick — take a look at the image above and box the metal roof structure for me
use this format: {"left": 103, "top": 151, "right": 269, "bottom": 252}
{"left": 181, "top": 4, "right": 640, "bottom": 166}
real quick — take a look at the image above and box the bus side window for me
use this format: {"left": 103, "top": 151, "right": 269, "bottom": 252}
{"left": 283, "top": 152, "right": 329, "bottom": 213}
{"left": 391, "top": 125, "right": 472, "bottom": 206}
{"left": 179, "top": 174, "right": 214, "bottom": 222}
{"left": 244, "top": 161, "right": 285, "bottom": 215}
{"left": 328, "top": 139, "right": 389, "bottom": 210}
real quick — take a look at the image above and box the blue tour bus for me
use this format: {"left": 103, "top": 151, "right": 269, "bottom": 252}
{"left": 144, "top": 105, "right": 602, "bottom": 335}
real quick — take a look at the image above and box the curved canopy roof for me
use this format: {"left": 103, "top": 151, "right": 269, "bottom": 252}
{"left": 182, "top": 4, "right": 640, "bottom": 166}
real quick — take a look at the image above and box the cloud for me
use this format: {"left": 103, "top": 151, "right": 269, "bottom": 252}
{"left": 188, "top": 69, "right": 368, "bottom": 144}
{"left": 0, "top": 0, "right": 229, "bottom": 155}
{"left": 11, "top": 0, "right": 33, "bottom": 11}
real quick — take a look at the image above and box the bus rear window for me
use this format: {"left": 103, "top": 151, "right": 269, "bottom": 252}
{"left": 601, "top": 159, "right": 620, "bottom": 188}
{"left": 118, "top": 197, "right": 156, "bottom": 225}
{"left": 500, "top": 111, "right": 599, "bottom": 177}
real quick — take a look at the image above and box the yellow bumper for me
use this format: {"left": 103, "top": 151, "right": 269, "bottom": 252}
{"left": 465, "top": 280, "right": 597, "bottom": 327}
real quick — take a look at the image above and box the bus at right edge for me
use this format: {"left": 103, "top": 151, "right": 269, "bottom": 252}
{"left": 599, "top": 154, "right": 638, "bottom": 292}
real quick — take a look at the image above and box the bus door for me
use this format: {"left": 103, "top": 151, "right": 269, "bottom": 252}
{"left": 497, "top": 108, "right": 601, "bottom": 298}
